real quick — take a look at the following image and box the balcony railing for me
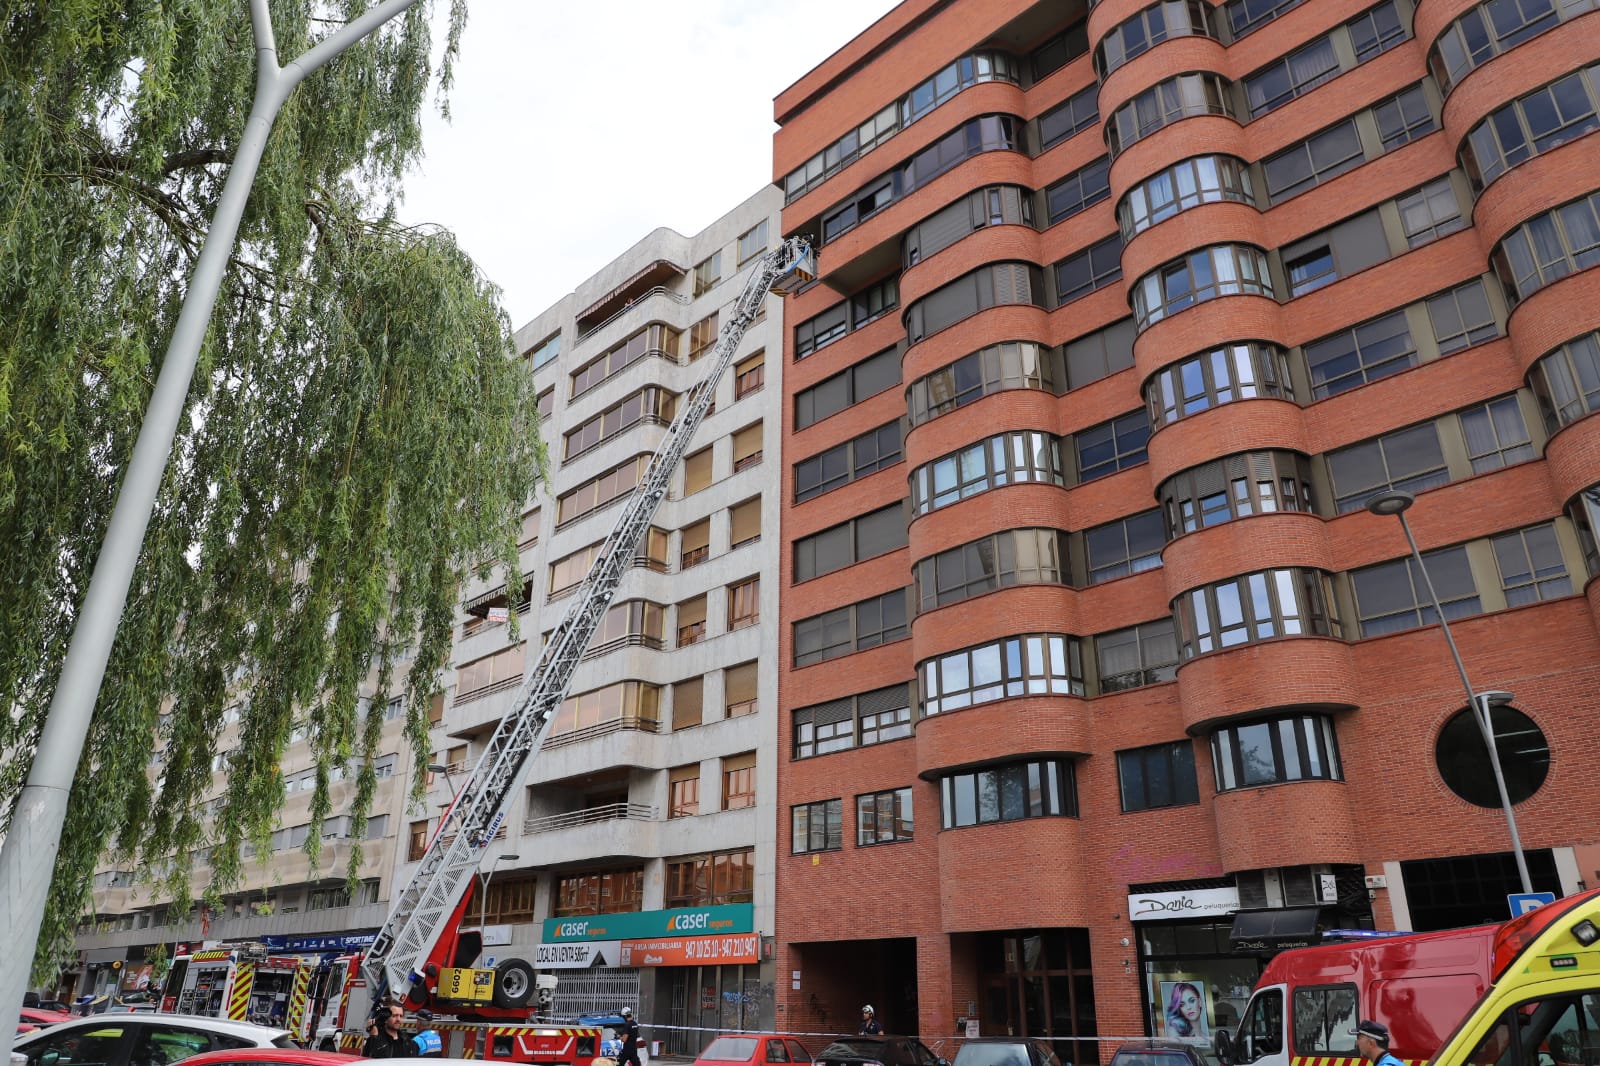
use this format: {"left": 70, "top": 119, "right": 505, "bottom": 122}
{"left": 733, "top": 452, "right": 763, "bottom": 472}
{"left": 680, "top": 545, "right": 709, "bottom": 569}
{"left": 576, "top": 287, "right": 689, "bottom": 342}
{"left": 544, "top": 715, "right": 661, "bottom": 750}
{"left": 522, "top": 802, "right": 658, "bottom": 835}
{"left": 677, "top": 621, "right": 707, "bottom": 647}
{"left": 725, "top": 699, "right": 757, "bottom": 718}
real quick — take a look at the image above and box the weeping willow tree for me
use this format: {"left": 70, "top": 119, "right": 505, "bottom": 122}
{"left": 0, "top": 0, "right": 546, "bottom": 977}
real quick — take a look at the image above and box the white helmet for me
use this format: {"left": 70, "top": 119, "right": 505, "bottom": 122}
{"left": 621, "top": 1007, "right": 633, "bottom": 1017}
{"left": 862, "top": 1005, "right": 874, "bottom": 1014}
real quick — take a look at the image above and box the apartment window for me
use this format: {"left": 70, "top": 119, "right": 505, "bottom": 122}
{"left": 1375, "top": 83, "right": 1438, "bottom": 150}
{"left": 1096, "top": 619, "right": 1180, "bottom": 693}
{"left": 734, "top": 351, "right": 765, "bottom": 400}
{"left": 457, "top": 643, "right": 526, "bottom": 702}
{"left": 1397, "top": 177, "right": 1465, "bottom": 248}
{"left": 1528, "top": 331, "right": 1600, "bottom": 430}
{"left": 563, "top": 386, "right": 676, "bottom": 460}
{"left": 679, "top": 519, "right": 710, "bottom": 570}
{"left": 793, "top": 419, "right": 902, "bottom": 501}
{"left": 693, "top": 252, "right": 722, "bottom": 297}
{"left": 1045, "top": 157, "right": 1112, "bottom": 226}
{"left": 1492, "top": 189, "right": 1600, "bottom": 304}
{"left": 737, "top": 221, "right": 769, "bottom": 266}
{"left": 795, "top": 302, "right": 849, "bottom": 359}
{"left": 1430, "top": 0, "right": 1600, "bottom": 94}
{"left": 722, "top": 753, "right": 756, "bottom": 810}
{"left": 1085, "top": 510, "right": 1165, "bottom": 582}
{"left": 796, "top": 346, "right": 901, "bottom": 429}
{"left": 1160, "top": 450, "right": 1314, "bottom": 532}
{"left": 557, "top": 454, "right": 650, "bottom": 527}
{"left": 1461, "top": 396, "right": 1534, "bottom": 472}
{"left": 1146, "top": 342, "right": 1290, "bottom": 426}
{"left": 1032, "top": 22, "right": 1092, "bottom": 82}
{"left": 554, "top": 870, "right": 642, "bottom": 917}
{"left": 1096, "top": 0, "right": 1217, "bottom": 77}
{"left": 1037, "top": 84, "right": 1100, "bottom": 150}
{"left": 857, "top": 787, "right": 914, "bottom": 845}
{"left": 553, "top": 680, "right": 660, "bottom": 736}
{"left": 1175, "top": 568, "right": 1341, "bottom": 656}
{"left": 1119, "top": 155, "right": 1255, "bottom": 239}
{"left": 1212, "top": 714, "right": 1342, "bottom": 791}
{"left": 683, "top": 446, "right": 712, "bottom": 496}
{"left": 688, "top": 312, "right": 719, "bottom": 361}
{"left": 904, "top": 261, "right": 1047, "bottom": 343}
{"left": 1262, "top": 119, "right": 1364, "bottom": 203}
{"left": 669, "top": 764, "right": 700, "bottom": 818}
{"left": 676, "top": 595, "right": 707, "bottom": 647}
{"left": 673, "top": 676, "right": 704, "bottom": 730}
{"left": 852, "top": 276, "right": 899, "bottom": 328}
{"left": 1568, "top": 487, "right": 1600, "bottom": 577}
{"left": 793, "top": 683, "right": 913, "bottom": 758}
{"left": 570, "top": 323, "right": 681, "bottom": 398}
{"left": 526, "top": 332, "right": 561, "bottom": 370}
{"left": 1054, "top": 235, "right": 1124, "bottom": 303}
{"left": 794, "top": 589, "right": 908, "bottom": 666}
{"left": 725, "top": 661, "right": 758, "bottom": 718}
{"left": 921, "top": 633, "right": 1084, "bottom": 715}
{"left": 1282, "top": 209, "right": 1391, "bottom": 297}
{"left": 408, "top": 821, "right": 428, "bottom": 862}
{"left": 518, "top": 508, "right": 540, "bottom": 550}
{"left": 1426, "top": 278, "right": 1500, "bottom": 355}
{"left": 914, "top": 528, "right": 1071, "bottom": 612}
{"left": 911, "top": 431, "right": 1065, "bottom": 515}
{"left": 941, "top": 758, "right": 1077, "bottom": 828}
{"left": 792, "top": 501, "right": 909, "bottom": 581}
{"left": 729, "top": 497, "right": 761, "bottom": 548}
{"left": 1304, "top": 308, "right": 1416, "bottom": 399}
{"left": 905, "top": 184, "right": 1036, "bottom": 267}
{"left": 1225, "top": 0, "right": 1307, "bottom": 37}
{"left": 587, "top": 600, "right": 666, "bottom": 655}
{"left": 1118, "top": 741, "right": 1200, "bottom": 811}
{"left": 727, "top": 576, "right": 760, "bottom": 630}
{"left": 1077, "top": 410, "right": 1150, "bottom": 481}
{"left": 1492, "top": 524, "right": 1573, "bottom": 605}
{"left": 1244, "top": 31, "right": 1339, "bottom": 117}
{"left": 732, "top": 423, "right": 763, "bottom": 472}
{"left": 665, "top": 848, "right": 753, "bottom": 907}
{"left": 1132, "top": 244, "right": 1275, "bottom": 329}
{"left": 1351, "top": 546, "right": 1479, "bottom": 635}
{"left": 1327, "top": 423, "right": 1447, "bottom": 514}
{"left": 909, "top": 341, "right": 1063, "bottom": 425}
{"left": 1107, "top": 72, "right": 1235, "bottom": 156}
{"left": 792, "top": 799, "right": 843, "bottom": 853}
{"left": 1348, "top": 1, "right": 1407, "bottom": 59}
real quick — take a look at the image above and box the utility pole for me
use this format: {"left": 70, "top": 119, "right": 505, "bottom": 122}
{"left": 0, "top": 0, "right": 428, "bottom": 1035}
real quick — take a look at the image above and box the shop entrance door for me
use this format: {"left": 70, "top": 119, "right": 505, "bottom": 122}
{"left": 976, "top": 930, "right": 1099, "bottom": 1066}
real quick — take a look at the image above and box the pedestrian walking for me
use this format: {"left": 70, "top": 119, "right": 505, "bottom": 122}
{"left": 363, "top": 1004, "right": 410, "bottom": 1058}
{"left": 858, "top": 1005, "right": 883, "bottom": 1035}
{"left": 1354, "top": 1020, "right": 1402, "bottom": 1066}
{"left": 616, "top": 1006, "right": 643, "bottom": 1066}
{"left": 411, "top": 1008, "right": 444, "bottom": 1058}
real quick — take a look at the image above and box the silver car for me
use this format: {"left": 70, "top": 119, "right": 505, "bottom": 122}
{"left": 12, "top": 1012, "right": 294, "bottom": 1066}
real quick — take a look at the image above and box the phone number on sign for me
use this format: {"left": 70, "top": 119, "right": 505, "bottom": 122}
{"left": 684, "top": 935, "right": 759, "bottom": 960}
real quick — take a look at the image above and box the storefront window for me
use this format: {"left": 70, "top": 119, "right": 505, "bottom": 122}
{"left": 1139, "top": 918, "right": 1264, "bottom": 1039}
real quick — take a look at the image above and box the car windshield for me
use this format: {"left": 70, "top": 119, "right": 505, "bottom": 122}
{"left": 820, "top": 1041, "right": 885, "bottom": 1058}
{"left": 703, "top": 1038, "right": 761, "bottom": 1060}
{"left": 955, "top": 1045, "right": 1033, "bottom": 1066}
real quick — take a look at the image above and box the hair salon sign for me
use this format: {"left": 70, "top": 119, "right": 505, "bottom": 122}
{"left": 1128, "top": 887, "right": 1241, "bottom": 921}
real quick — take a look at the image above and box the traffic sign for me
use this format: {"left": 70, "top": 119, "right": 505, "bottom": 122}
{"left": 1509, "top": 891, "right": 1557, "bottom": 917}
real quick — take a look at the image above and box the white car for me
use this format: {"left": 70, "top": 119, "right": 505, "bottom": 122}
{"left": 12, "top": 1012, "right": 294, "bottom": 1066}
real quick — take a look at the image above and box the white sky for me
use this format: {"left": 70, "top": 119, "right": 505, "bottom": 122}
{"left": 396, "top": 1, "right": 903, "bottom": 329}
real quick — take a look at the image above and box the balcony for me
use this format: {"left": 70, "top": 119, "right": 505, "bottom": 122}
{"left": 680, "top": 545, "right": 709, "bottom": 570}
{"left": 544, "top": 715, "right": 661, "bottom": 751}
{"left": 677, "top": 622, "right": 707, "bottom": 647}
{"left": 523, "top": 802, "right": 657, "bottom": 835}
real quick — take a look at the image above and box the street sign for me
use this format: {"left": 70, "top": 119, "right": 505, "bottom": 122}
{"left": 1509, "top": 892, "right": 1557, "bottom": 917}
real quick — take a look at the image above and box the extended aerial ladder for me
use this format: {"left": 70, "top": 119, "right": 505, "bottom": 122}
{"left": 361, "top": 236, "right": 815, "bottom": 1010}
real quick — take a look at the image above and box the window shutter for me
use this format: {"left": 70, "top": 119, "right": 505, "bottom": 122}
{"left": 857, "top": 683, "right": 911, "bottom": 717}
{"left": 684, "top": 447, "right": 713, "bottom": 494}
{"left": 725, "top": 662, "right": 758, "bottom": 706}
{"left": 730, "top": 498, "right": 761, "bottom": 546}
{"left": 677, "top": 596, "right": 707, "bottom": 628}
{"left": 681, "top": 519, "right": 710, "bottom": 557}
{"left": 733, "top": 423, "right": 763, "bottom": 464}
{"left": 809, "top": 697, "right": 855, "bottom": 726}
{"left": 673, "top": 677, "right": 704, "bottom": 729}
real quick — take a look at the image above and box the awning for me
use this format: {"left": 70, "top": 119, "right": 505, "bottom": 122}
{"left": 1230, "top": 906, "right": 1327, "bottom": 949}
{"left": 576, "top": 258, "right": 686, "bottom": 327}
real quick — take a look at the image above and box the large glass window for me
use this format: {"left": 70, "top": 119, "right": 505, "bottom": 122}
{"left": 557, "top": 454, "right": 650, "bottom": 527}
{"left": 1326, "top": 423, "right": 1448, "bottom": 513}
{"left": 1492, "top": 189, "right": 1600, "bottom": 304}
{"left": 1303, "top": 308, "right": 1415, "bottom": 399}
{"left": 910, "top": 431, "right": 1065, "bottom": 516}
{"left": 793, "top": 502, "right": 908, "bottom": 581}
{"left": 1430, "top": 0, "right": 1600, "bottom": 95}
{"left": 1096, "top": 618, "right": 1180, "bottom": 693}
{"left": 915, "top": 529, "right": 1072, "bottom": 611}
{"left": 1132, "top": 244, "right": 1274, "bottom": 330}
{"left": 1066, "top": 317, "right": 1138, "bottom": 389}
{"left": 1462, "top": 61, "right": 1600, "bottom": 191}
{"left": 1118, "top": 741, "right": 1200, "bottom": 811}
{"left": 793, "top": 419, "right": 902, "bottom": 502}
{"left": 1528, "top": 331, "right": 1600, "bottom": 430}
{"left": 1096, "top": 0, "right": 1217, "bottom": 77}
{"left": 906, "top": 185, "right": 1037, "bottom": 267}
{"left": 563, "top": 387, "right": 676, "bottom": 461}
{"left": 1159, "top": 451, "right": 1314, "bottom": 535}
{"left": 1077, "top": 410, "right": 1151, "bottom": 481}
{"left": 793, "top": 684, "right": 913, "bottom": 759}
{"left": 1211, "top": 714, "right": 1342, "bottom": 791}
{"left": 1037, "top": 83, "right": 1100, "bottom": 149}
{"left": 552, "top": 680, "right": 661, "bottom": 736}
{"left": 1243, "top": 2, "right": 1407, "bottom": 119}
{"left": 1045, "top": 157, "right": 1113, "bottom": 226}
{"left": 570, "top": 323, "right": 680, "bottom": 398}
{"left": 1350, "top": 545, "right": 1480, "bottom": 636}
{"left": 905, "top": 261, "right": 1047, "bottom": 342}
{"left": 856, "top": 787, "right": 914, "bottom": 845}
{"left": 796, "top": 346, "right": 901, "bottom": 430}
{"left": 1119, "top": 155, "right": 1256, "bottom": 240}
{"left": 1174, "top": 569, "right": 1340, "bottom": 657}
{"left": 1437, "top": 703, "right": 1550, "bottom": 807}
{"left": 1106, "top": 72, "right": 1236, "bottom": 157}
{"left": 1491, "top": 523, "right": 1572, "bottom": 605}
{"left": 665, "top": 848, "right": 753, "bottom": 907}
{"left": 1085, "top": 510, "right": 1165, "bottom": 582}
{"left": 908, "top": 341, "right": 1063, "bottom": 426}
{"left": 793, "top": 589, "right": 909, "bottom": 666}
{"left": 792, "top": 799, "right": 843, "bottom": 853}
{"left": 921, "top": 633, "right": 1084, "bottom": 715}
{"left": 1146, "top": 342, "right": 1290, "bottom": 426}
{"left": 941, "top": 758, "right": 1078, "bottom": 827}
{"left": 1054, "top": 235, "right": 1125, "bottom": 303}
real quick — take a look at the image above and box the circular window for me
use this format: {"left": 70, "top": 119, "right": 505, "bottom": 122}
{"left": 1435, "top": 703, "right": 1549, "bottom": 807}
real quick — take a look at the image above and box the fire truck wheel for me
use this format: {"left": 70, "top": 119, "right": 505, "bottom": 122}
{"left": 492, "top": 958, "right": 536, "bottom": 1008}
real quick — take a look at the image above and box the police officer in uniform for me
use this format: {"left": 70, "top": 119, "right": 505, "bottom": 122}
{"left": 617, "top": 1007, "right": 643, "bottom": 1066}
{"left": 411, "top": 1008, "right": 444, "bottom": 1058}
{"left": 1354, "top": 1020, "right": 1402, "bottom": 1066}
{"left": 859, "top": 1005, "right": 883, "bottom": 1035}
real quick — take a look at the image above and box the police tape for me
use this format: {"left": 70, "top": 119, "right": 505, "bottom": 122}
{"left": 589, "top": 1022, "right": 1205, "bottom": 1045}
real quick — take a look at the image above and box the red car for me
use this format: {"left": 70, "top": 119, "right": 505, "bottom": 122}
{"left": 19, "top": 1009, "right": 75, "bottom": 1027}
{"left": 695, "top": 1034, "right": 814, "bottom": 1066}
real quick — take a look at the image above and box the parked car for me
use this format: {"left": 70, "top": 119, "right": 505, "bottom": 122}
{"left": 1106, "top": 1038, "right": 1219, "bottom": 1066}
{"left": 13, "top": 1012, "right": 294, "bottom": 1066}
{"left": 19, "top": 1010, "right": 76, "bottom": 1028}
{"left": 693, "top": 1033, "right": 814, "bottom": 1066}
{"left": 814, "top": 1037, "right": 946, "bottom": 1066}
{"left": 951, "top": 1038, "right": 1060, "bottom": 1066}
{"left": 182, "top": 1054, "right": 463, "bottom": 1066}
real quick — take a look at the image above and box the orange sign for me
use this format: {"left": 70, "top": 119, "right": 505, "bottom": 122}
{"left": 618, "top": 933, "right": 759, "bottom": 966}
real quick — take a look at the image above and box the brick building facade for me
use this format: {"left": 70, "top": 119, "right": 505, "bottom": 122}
{"left": 772, "top": 0, "right": 1600, "bottom": 1053}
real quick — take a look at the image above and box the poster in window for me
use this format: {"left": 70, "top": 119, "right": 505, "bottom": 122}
{"left": 1158, "top": 979, "right": 1209, "bottom": 1039}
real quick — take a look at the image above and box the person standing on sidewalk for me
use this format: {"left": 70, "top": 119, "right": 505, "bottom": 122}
{"left": 617, "top": 1006, "right": 643, "bottom": 1066}
{"left": 363, "top": 1005, "right": 409, "bottom": 1058}
{"left": 1354, "top": 1020, "right": 1402, "bottom": 1066}
{"left": 859, "top": 1005, "right": 883, "bottom": 1035}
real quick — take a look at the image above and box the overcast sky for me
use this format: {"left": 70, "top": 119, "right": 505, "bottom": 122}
{"left": 396, "top": 1, "right": 902, "bottom": 329}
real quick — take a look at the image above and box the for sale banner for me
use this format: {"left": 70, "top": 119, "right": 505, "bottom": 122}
{"left": 618, "top": 933, "right": 759, "bottom": 966}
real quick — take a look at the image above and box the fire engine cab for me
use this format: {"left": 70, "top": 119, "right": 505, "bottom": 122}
{"left": 161, "top": 944, "right": 311, "bottom": 1024}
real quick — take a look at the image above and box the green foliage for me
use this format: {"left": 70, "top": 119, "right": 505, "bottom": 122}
{"left": 0, "top": 0, "right": 546, "bottom": 980}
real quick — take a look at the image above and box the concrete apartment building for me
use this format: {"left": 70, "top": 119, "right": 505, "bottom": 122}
{"left": 403, "top": 185, "right": 785, "bottom": 1044}
{"left": 771, "top": 0, "right": 1600, "bottom": 1052}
